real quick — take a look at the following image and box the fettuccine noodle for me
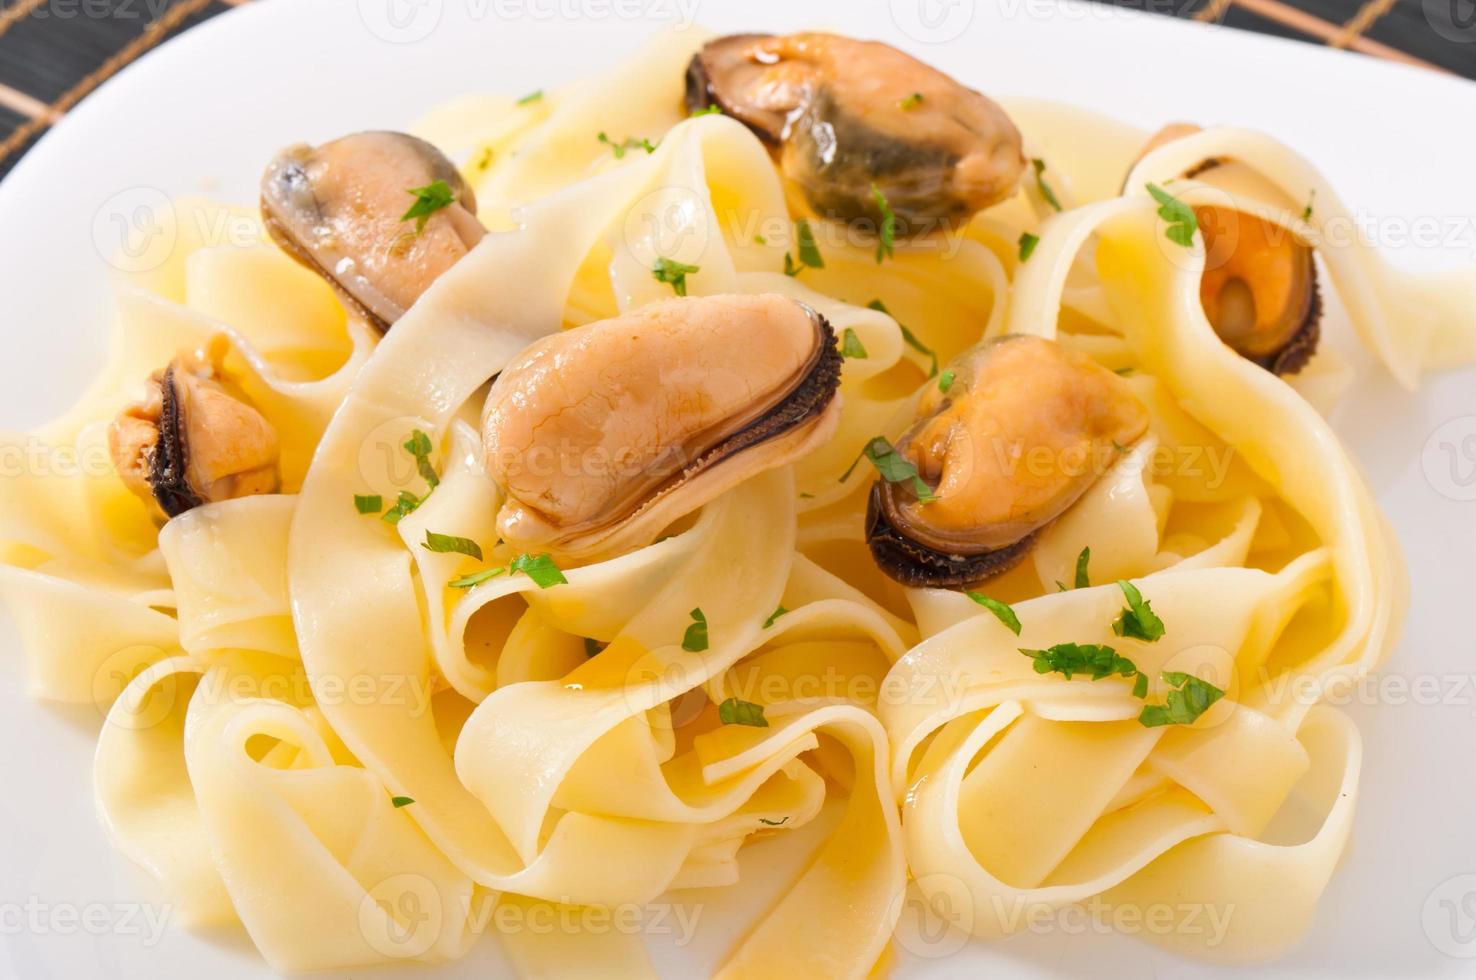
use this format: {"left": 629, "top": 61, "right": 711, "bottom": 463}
{"left": 2, "top": 28, "right": 1469, "bottom": 978}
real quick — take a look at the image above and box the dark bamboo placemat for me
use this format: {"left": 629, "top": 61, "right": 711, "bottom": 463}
{"left": 0, "top": 0, "right": 1472, "bottom": 182}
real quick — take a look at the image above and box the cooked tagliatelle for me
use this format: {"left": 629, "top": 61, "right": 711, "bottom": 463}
{"left": 4, "top": 27, "right": 1474, "bottom": 978}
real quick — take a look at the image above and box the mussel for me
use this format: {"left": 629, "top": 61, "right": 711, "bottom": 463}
{"left": 109, "top": 348, "right": 279, "bottom": 519}
{"left": 261, "top": 131, "right": 486, "bottom": 332}
{"left": 686, "top": 33, "right": 1025, "bottom": 235}
{"left": 484, "top": 294, "right": 843, "bottom": 561}
{"left": 866, "top": 335, "right": 1148, "bottom": 589}
{"left": 1134, "top": 123, "right": 1321, "bottom": 375}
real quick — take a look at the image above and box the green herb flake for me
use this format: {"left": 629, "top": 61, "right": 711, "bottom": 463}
{"left": 401, "top": 180, "right": 456, "bottom": 233}
{"left": 1020, "top": 642, "right": 1141, "bottom": 682}
{"left": 354, "top": 494, "right": 383, "bottom": 515}
{"left": 795, "top": 218, "right": 825, "bottom": 269}
{"left": 516, "top": 89, "right": 544, "bottom": 105}
{"left": 842, "top": 436, "right": 937, "bottom": 503}
{"left": 1112, "top": 579, "right": 1166, "bottom": 642}
{"left": 871, "top": 184, "right": 897, "bottom": 263}
{"left": 1018, "top": 231, "right": 1040, "bottom": 262}
{"left": 866, "top": 299, "right": 938, "bottom": 377}
{"left": 718, "top": 697, "right": 769, "bottom": 728}
{"left": 690, "top": 103, "right": 723, "bottom": 117}
{"left": 597, "top": 131, "right": 657, "bottom": 159}
{"left": 1074, "top": 547, "right": 1091, "bottom": 589}
{"left": 391, "top": 796, "right": 415, "bottom": 808}
{"left": 403, "top": 429, "right": 440, "bottom": 490}
{"left": 381, "top": 491, "right": 423, "bottom": 525}
{"left": 1301, "top": 188, "right": 1316, "bottom": 222}
{"left": 475, "top": 147, "right": 494, "bottom": 172}
{"left": 783, "top": 252, "right": 802, "bottom": 277}
{"left": 840, "top": 327, "right": 868, "bottom": 359}
{"left": 754, "top": 234, "right": 767, "bottom": 245}
{"left": 898, "top": 92, "right": 924, "bottom": 111}
{"left": 450, "top": 567, "right": 505, "bottom": 589}
{"left": 651, "top": 256, "right": 700, "bottom": 297}
{"left": 422, "top": 531, "right": 483, "bottom": 561}
{"left": 966, "top": 592, "right": 1022, "bottom": 636}
{"left": 939, "top": 370, "right": 956, "bottom": 393}
{"left": 763, "top": 605, "right": 788, "bottom": 629}
{"left": 510, "top": 552, "right": 567, "bottom": 588}
{"left": 758, "top": 816, "right": 789, "bottom": 826}
{"left": 1031, "top": 158, "right": 1062, "bottom": 212}
{"left": 1138, "top": 672, "right": 1226, "bottom": 728}
{"left": 1146, "top": 182, "right": 1198, "bottom": 247}
{"left": 682, "top": 607, "right": 709, "bottom": 653}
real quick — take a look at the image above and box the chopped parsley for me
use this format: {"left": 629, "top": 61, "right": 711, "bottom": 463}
{"left": 1112, "top": 580, "right": 1166, "bottom": 642}
{"left": 1301, "top": 189, "right": 1316, "bottom": 222}
{"left": 404, "top": 429, "right": 440, "bottom": 491}
{"left": 690, "top": 103, "right": 723, "bottom": 117}
{"left": 840, "top": 327, "right": 868, "bottom": 359}
{"left": 449, "top": 567, "right": 505, "bottom": 589}
{"left": 1018, "top": 231, "right": 1040, "bottom": 262}
{"left": 898, "top": 92, "right": 924, "bottom": 111}
{"left": 422, "top": 531, "right": 483, "bottom": 561}
{"left": 783, "top": 252, "right": 802, "bottom": 277}
{"left": 475, "top": 147, "right": 494, "bottom": 172}
{"left": 381, "top": 490, "right": 423, "bottom": 525}
{"left": 758, "top": 816, "right": 789, "bottom": 826}
{"left": 682, "top": 608, "right": 709, "bottom": 652}
{"left": 652, "top": 257, "right": 700, "bottom": 297}
{"left": 840, "top": 436, "right": 937, "bottom": 503}
{"left": 1031, "top": 158, "right": 1062, "bottom": 212}
{"left": 391, "top": 796, "right": 415, "bottom": 808}
{"left": 795, "top": 219, "right": 825, "bottom": 270}
{"left": 938, "top": 370, "right": 956, "bottom": 393}
{"left": 401, "top": 180, "right": 456, "bottom": 233}
{"left": 1021, "top": 642, "right": 1140, "bottom": 682}
{"left": 753, "top": 234, "right": 767, "bottom": 245}
{"left": 866, "top": 299, "right": 938, "bottom": 377}
{"left": 763, "top": 605, "right": 788, "bottom": 629}
{"left": 517, "top": 89, "right": 544, "bottom": 105}
{"left": 597, "top": 131, "right": 657, "bottom": 159}
{"left": 354, "top": 494, "right": 383, "bottom": 515}
{"left": 1074, "top": 547, "right": 1092, "bottom": 589}
{"left": 718, "top": 697, "right": 768, "bottom": 728}
{"left": 510, "top": 552, "right": 567, "bottom": 588}
{"left": 871, "top": 184, "right": 897, "bottom": 263}
{"left": 1146, "top": 182, "right": 1198, "bottom": 247}
{"left": 1138, "top": 672, "right": 1225, "bottom": 728}
{"left": 966, "top": 592, "right": 1021, "bottom": 635}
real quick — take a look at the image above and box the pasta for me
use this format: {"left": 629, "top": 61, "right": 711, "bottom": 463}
{"left": 3, "top": 26, "right": 1470, "bottom": 978}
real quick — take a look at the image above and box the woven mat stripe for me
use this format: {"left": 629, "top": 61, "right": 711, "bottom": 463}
{"left": 0, "top": 0, "right": 219, "bottom": 166}
{"left": 0, "top": 0, "right": 46, "bottom": 43}
{"left": 1331, "top": 0, "right": 1401, "bottom": 47}
{"left": 1196, "top": 0, "right": 1448, "bottom": 70}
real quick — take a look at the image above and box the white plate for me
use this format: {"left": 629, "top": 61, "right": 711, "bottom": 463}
{"left": 1, "top": 1, "right": 1474, "bottom": 977}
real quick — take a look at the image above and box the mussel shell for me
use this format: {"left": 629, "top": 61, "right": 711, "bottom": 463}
{"left": 261, "top": 131, "right": 482, "bottom": 332}
{"left": 487, "top": 295, "right": 843, "bottom": 559}
{"left": 148, "top": 364, "right": 203, "bottom": 518}
{"left": 686, "top": 33, "right": 1024, "bottom": 234}
{"left": 865, "top": 483, "right": 1037, "bottom": 589}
